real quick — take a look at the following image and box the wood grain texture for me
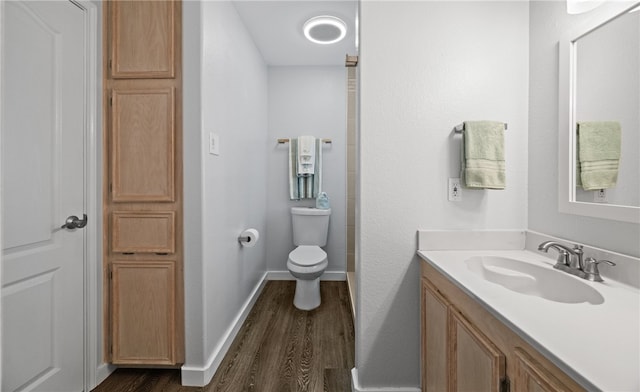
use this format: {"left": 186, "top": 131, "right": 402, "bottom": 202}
{"left": 421, "top": 279, "right": 449, "bottom": 392}
{"left": 112, "top": 211, "right": 176, "bottom": 253}
{"left": 103, "top": 0, "right": 184, "bottom": 365}
{"left": 111, "top": 0, "right": 176, "bottom": 78}
{"left": 514, "top": 348, "right": 573, "bottom": 392}
{"left": 449, "top": 309, "right": 505, "bottom": 392}
{"left": 111, "top": 261, "right": 176, "bottom": 365}
{"left": 111, "top": 87, "right": 175, "bottom": 202}
{"left": 92, "top": 281, "right": 354, "bottom": 392}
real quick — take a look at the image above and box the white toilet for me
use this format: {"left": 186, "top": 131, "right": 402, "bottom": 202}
{"left": 287, "top": 207, "right": 331, "bottom": 310}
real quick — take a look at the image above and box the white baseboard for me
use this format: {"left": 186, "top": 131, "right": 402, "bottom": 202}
{"left": 95, "top": 363, "right": 116, "bottom": 388}
{"left": 351, "top": 368, "right": 421, "bottom": 392}
{"left": 266, "top": 270, "right": 346, "bottom": 281}
{"left": 180, "top": 273, "right": 268, "bottom": 387}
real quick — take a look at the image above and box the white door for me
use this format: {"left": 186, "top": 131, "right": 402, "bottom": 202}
{"left": 1, "top": 1, "right": 86, "bottom": 391}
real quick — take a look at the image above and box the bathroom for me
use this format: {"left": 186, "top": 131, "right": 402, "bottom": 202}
{"left": 1, "top": 0, "right": 639, "bottom": 391}
{"left": 185, "top": 0, "right": 640, "bottom": 389}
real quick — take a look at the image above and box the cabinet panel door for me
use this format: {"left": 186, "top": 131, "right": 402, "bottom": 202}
{"left": 110, "top": 261, "right": 177, "bottom": 365}
{"left": 514, "top": 348, "right": 572, "bottom": 392}
{"left": 449, "top": 310, "right": 506, "bottom": 392}
{"left": 111, "top": 211, "right": 176, "bottom": 253}
{"left": 422, "top": 279, "right": 449, "bottom": 392}
{"left": 110, "top": 0, "right": 176, "bottom": 78}
{"left": 111, "top": 88, "right": 175, "bottom": 202}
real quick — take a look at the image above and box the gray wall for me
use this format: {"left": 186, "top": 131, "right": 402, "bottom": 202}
{"left": 529, "top": 0, "right": 640, "bottom": 257}
{"left": 266, "top": 66, "right": 347, "bottom": 274}
{"left": 182, "top": 0, "right": 269, "bottom": 381}
{"left": 357, "top": 1, "right": 529, "bottom": 388}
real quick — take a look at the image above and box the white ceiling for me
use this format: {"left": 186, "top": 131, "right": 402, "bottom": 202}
{"left": 232, "top": 1, "right": 358, "bottom": 66}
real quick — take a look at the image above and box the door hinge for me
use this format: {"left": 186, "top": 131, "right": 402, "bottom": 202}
{"left": 109, "top": 96, "right": 113, "bottom": 106}
{"left": 500, "top": 377, "right": 510, "bottom": 392}
{"left": 109, "top": 183, "right": 112, "bottom": 193}
{"left": 109, "top": 59, "right": 112, "bottom": 69}
{"left": 109, "top": 270, "right": 113, "bottom": 280}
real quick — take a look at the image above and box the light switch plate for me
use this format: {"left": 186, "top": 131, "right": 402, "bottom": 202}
{"left": 209, "top": 133, "right": 220, "bottom": 155}
{"left": 448, "top": 178, "right": 462, "bottom": 202}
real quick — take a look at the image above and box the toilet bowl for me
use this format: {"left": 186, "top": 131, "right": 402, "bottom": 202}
{"left": 287, "top": 207, "right": 331, "bottom": 310}
{"left": 287, "top": 245, "right": 328, "bottom": 310}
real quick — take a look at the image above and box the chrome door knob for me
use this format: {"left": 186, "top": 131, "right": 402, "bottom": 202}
{"left": 61, "top": 214, "right": 88, "bottom": 229}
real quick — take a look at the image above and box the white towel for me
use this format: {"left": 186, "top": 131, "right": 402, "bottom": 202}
{"left": 297, "top": 136, "right": 316, "bottom": 176}
{"left": 289, "top": 137, "right": 322, "bottom": 200}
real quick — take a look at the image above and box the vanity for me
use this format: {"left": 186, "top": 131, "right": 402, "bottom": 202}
{"left": 417, "top": 231, "right": 639, "bottom": 392}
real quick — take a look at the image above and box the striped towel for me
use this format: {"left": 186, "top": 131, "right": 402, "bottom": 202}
{"left": 461, "top": 121, "right": 506, "bottom": 189}
{"left": 289, "top": 137, "right": 322, "bottom": 200}
{"left": 577, "top": 121, "right": 621, "bottom": 190}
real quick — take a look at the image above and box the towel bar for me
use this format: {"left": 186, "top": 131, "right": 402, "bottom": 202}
{"left": 454, "top": 123, "right": 508, "bottom": 133}
{"left": 277, "top": 138, "right": 332, "bottom": 144}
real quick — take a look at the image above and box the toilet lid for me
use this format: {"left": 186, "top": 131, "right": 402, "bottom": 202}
{"left": 289, "top": 246, "right": 327, "bottom": 267}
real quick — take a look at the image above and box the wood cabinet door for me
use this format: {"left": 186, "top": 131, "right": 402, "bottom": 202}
{"left": 449, "top": 309, "right": 506, "bottom": 392}
{"left": 110, "top": 261, "right": 177, "bottom": 365}
{"left": 111, "top": 211, "right": 176, "bottom": 254}
{"left": 110, "top": 88, "right": 175, "bottom": 202}
{"left": 109, "top": 0, "right": 176, "bottom": 78}
{"left": 514, "top": 348, "right": 572, "bottom": 392}
{"left": 422, "top": 279, "right": 449, "bottom": 392}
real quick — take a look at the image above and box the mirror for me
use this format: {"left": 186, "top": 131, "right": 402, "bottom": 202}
{"left": 559, "top": 2, "right": 640, "bottom": 223}
{"left": 574, "top": 7, "right": 640, "bottom": 206}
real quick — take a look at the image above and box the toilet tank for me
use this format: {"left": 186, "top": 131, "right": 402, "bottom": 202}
{"left": 291, "top": 207, "right": 331, "bottom": 246}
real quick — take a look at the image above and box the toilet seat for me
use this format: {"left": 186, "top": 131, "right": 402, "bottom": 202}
{"left": 288, "top": 245, "right": 327, "bottom": 267}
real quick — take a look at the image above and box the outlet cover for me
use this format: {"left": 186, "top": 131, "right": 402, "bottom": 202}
{"left": 209, "top": 132, "right": 220, "bottom": 155}
{"left": 448, "top": 178, "right": 462, "bottom": 202}
{"left": 594, "top": 189, "right": 607, "bottom": 203}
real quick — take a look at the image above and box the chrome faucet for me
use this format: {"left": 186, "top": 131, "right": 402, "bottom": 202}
{"left": 537, "top": 241, "right": 615, "bottom": 282}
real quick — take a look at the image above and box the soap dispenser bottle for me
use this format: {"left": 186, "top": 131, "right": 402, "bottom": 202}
{"left": 316, "top": 192, "right": 330, "bottom": 209}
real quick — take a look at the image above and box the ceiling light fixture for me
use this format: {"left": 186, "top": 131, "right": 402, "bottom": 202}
{"left": 303, "top": 16, "right": 347, "bottom": 45}
{"left": 566, "top": 0, "right": 605, "bottom": 14}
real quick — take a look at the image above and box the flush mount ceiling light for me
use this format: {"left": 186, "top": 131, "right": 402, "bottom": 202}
{"left": 566, "top": 0, "right": 605, "bottom": 14}
{"left": 303, "top": 16, "right": 347, "bottom": 45}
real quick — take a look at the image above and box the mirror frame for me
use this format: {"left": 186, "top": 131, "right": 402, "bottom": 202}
{"left": 558, "top": 1, "right": 640, "bottom": 224}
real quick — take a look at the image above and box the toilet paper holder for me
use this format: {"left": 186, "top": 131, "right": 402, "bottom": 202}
{"left": 238, "top": 228, "right": 259, "bottom": 247}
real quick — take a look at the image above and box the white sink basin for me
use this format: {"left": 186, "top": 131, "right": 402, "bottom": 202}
{"left": 465, "top": 256, "right": 604, "bottom": 305}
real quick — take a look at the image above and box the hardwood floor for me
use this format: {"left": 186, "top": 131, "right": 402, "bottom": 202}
{"left": 92, "top": 281, "right": 355, "bottom": 392}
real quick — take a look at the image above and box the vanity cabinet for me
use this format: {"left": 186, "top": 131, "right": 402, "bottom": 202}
{"left": 422, "top": 279, "right": 506, "bottom": 392}
{"left": 103, "top": 0, "right": 183, "bottom": 366}
{"left": 421, "top": 261, "right": 584, "bottom": 392}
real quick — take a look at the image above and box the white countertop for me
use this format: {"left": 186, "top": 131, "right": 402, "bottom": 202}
{"left": 418, "top": 249, "right": 640, "bottom": 392}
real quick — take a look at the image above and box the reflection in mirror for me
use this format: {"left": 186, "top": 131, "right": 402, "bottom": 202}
{"left": 573, "top": 9, "right": 640, "bottom": 207}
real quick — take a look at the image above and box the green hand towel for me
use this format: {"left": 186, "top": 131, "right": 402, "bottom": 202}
{"left": 577, "top": 121, "right": 621, "bottom": 191}
{"left": 461, "top": 121, "right": 506, "bottom": 189}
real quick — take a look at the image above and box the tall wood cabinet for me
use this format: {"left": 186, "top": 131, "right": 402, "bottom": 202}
{"left": 421, "top": 261, "right": 584, "bottom": 392}
{"left": 103, "top": 0, "right": 183, "bottom": 366}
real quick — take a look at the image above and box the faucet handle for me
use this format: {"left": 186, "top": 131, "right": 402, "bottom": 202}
{"left": 583, "top": 257, "right": 616, "bottom": 282}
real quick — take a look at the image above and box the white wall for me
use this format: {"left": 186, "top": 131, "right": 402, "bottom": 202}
{"left": 266, "top": 67, "right": 347, "bottom": 274}
{"left": 529, "top": 0, "right": 640, "bottom": 257}
{"left": 357, "top": 1, "right": 529, "bottom": 388}
{"left": 182, "top": 0, "right": 205, "bottom": 374}
{"left": 182, "top": 0, "right": 269, "bottom": 384}
{"left": 201, "top": 0, "right": 269, "bottom": 364}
